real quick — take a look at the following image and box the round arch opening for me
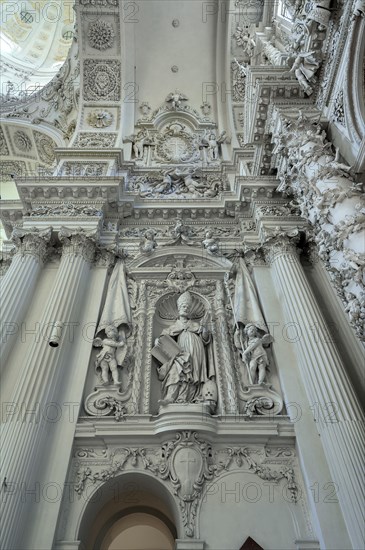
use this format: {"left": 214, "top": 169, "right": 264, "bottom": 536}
{"left": 97, "top": 509, "right": 176, "bottom": 550}
{"left": 77, "top": 472, "right": 180, "bottom": 549}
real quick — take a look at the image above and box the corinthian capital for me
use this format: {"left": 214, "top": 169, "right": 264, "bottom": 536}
{"left": 94, "top": 247, "right": 117, "bottom": 268}
{"left": 262, "top": 234, "right": 300, "bottom": 265}
{"left": 59, "top": 226, "right": 99, "bottom": 263}
{"left": 11, "top": 226, "right": 52, "bottom": 262}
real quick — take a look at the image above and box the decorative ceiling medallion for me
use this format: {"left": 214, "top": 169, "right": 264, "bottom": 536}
{"left": 34, "top": 131, "right": 56, "bottom": 164}
{"left": 88, "top": 20, "right": 115, "bottom": 50}
{"left": 83, "top": 60, "right": 121, "bottom": 101}
{"left": 13, "top": 130, "right": 32, "bottom": 152}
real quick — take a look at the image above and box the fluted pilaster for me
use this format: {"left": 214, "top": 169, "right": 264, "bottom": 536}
{"left": 0, "top": 229, "right": 97, "bottom": 550}
{"left": 215, "top": 280, "right": 239, "bottom": 414}
{"left": 265, "top": 236, "right": 365, "bottom": 550}
{"left": 0, "top": 227, "right": 52, "bottom": 369}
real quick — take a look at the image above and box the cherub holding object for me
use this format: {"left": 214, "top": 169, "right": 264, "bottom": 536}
{"left": 240, "top": 324, "right": 273, "bottom": 385}
{"left": 165, "top": 91, "right": 188, "bottom": 110}
{"left": 94, "top": 326, "right": 127, "bottom": 385}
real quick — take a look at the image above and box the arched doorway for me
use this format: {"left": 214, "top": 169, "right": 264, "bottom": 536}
{"left": 98, "top": 510, "right": 175, "bottom": 550}
{"left": 77, "top": 473, "right": 180, "bottom": 549}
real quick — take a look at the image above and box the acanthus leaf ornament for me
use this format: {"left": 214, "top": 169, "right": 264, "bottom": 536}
{"left": 27, "top": 202, "right": 103, "bottom": 218}
{"left": 58, "top": 226, "right": 98, "bottom": 263}
{"left": 74, "top": 132, "right": 117, "bottom": 148}
{"left": 11, "top": 226, "right": 52, "bottom": 262}
{"left": 62, "top": 161, "right": 107, "bottom": 177}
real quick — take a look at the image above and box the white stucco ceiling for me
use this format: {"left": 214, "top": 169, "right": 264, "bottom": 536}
{"left": 134, "top": 0, "right": 221, "bottom": 119}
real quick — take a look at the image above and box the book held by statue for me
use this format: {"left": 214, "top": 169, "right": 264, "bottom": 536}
{"left": 151, "top": 335, "right": 182, "bottom": 364}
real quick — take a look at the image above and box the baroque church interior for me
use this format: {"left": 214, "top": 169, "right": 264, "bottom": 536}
{"left": 0, "top": 0, "right": 364, "bottom": 549}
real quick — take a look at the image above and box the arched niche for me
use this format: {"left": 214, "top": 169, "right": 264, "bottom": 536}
{"left": 127, "top": 246, "right": 233, "bottom": 415}
{"left": 150, "top": 289, "right": 214, "bottom": 410}
{"left": 76, "top": 472, "right": 180, "bottom": 549}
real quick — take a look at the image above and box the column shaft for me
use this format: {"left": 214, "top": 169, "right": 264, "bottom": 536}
{"left": 267, "top": 240, "right": 365, "bottom": 549}
{"left": 0, "top": 235, "right": 94, "bottom": 550}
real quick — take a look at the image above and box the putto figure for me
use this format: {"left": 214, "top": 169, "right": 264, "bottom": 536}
{"left": 94, "top": 326, "right": 126, "bottom": 385}
{"left": 202, "top": 230, "right": 220, "bottom": 255}
{"left": 139, "top": 229, "right": 157, "bottom": 254}
{"left": 235, "top": 323, "right": 273, "bottom": 385}
{"left": 153, "top": 291, "right": 215, "bottom": 404}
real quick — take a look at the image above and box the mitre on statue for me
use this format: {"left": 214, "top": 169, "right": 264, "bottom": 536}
{"left": 177, "top": 291, "right": 193, "bottom": 309}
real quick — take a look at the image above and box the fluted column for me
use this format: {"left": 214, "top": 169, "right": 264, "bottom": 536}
{"left": 265, "top": 236, "right": 365, "bottom": 550}
{"left": 0, "top": 227, "right": 97, "bottom": 550}
{"left": 0, "top": 227, "right": 52, "bottom": 369}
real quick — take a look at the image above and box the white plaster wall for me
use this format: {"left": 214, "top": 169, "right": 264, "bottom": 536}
{"left": 199, "top": 470, "right": 309, "bottom": 550}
